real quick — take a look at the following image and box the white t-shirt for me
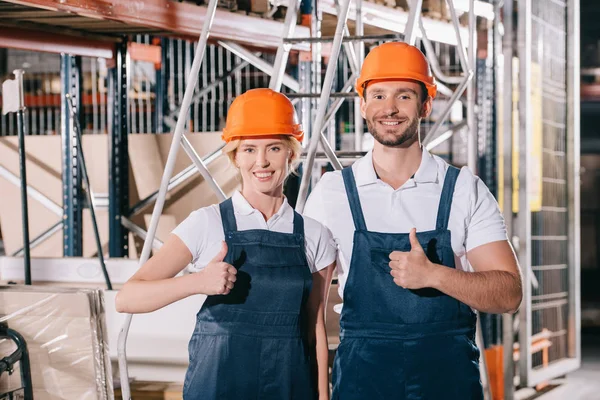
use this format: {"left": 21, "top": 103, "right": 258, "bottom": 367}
{"left": 172, "top": 191, "right": 337, "bottom": 273}
{"left": 303, "top": 149, "right": 508, "bottom": 311}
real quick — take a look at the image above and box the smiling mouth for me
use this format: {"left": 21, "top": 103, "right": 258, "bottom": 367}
{"left": 378, "top": 120, "right": 404, "bottom": 126}
{"left": 253, "top": 171, "right": 274, "bottom": 179}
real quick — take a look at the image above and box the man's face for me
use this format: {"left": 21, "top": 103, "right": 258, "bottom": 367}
{"left": 360, "top": 80, "right": 432, "bottom": 148}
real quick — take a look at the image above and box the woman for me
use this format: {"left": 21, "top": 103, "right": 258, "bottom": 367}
{"left": 115, "top": 88, "right": 336, "bottom": 400}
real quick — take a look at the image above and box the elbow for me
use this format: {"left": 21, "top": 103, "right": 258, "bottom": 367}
{"left": 490, "top": 276, "right": 523, "bottom": 315}
{"left": 505, "top": 294, "right": 522, "bottom": 315}
{"left": 510, "top": 273, "right": 524, "bottom": 314}
{"left": 500, "top": 270, "right": 523, "bottom": 314}
{"left": 114, "top": 289, "right": 130, "bottom": 314}
{"left": 114, "top": 292, "right": 126, "bottom": 313}
{"left": 505, "top": 282, "right": 523, "bottom": 315}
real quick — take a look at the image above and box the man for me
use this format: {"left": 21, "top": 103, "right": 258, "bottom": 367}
{"left": 303, "top": 42, "right": 523, "bottom": 399}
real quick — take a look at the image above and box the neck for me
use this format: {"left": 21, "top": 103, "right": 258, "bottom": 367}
{"left": 372, "top": 141, "right": 423, "bottom": 190}
{"left": 241, "top": 186, "right": 285, "bottom": 221}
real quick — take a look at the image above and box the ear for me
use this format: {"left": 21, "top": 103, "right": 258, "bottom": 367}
{"left": 420, "top": 96, "right": 433, "bottom": 119}
{"left": 360, "top": 96, "right": 367, "bottom": 119}
{"left": 233, "top": 150, "right": 240, "bottom": 169}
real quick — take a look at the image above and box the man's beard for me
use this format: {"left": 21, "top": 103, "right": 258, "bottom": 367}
{"left": 366, "top": 116, "right": 421, "bottom": 148}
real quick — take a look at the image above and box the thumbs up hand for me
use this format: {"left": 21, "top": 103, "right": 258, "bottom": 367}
{"left": 388, "top": 228, "right": 435, "bottom": 289}
{"left": 198, "top": 241, "right": 237, "bottom": 295}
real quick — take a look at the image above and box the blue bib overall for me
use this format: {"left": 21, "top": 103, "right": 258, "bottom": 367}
{"left": 332, "top": 166, "right": 483, "bottom": 400}
{"left": 183, "top": 198, "right": 315, "bottom": 399}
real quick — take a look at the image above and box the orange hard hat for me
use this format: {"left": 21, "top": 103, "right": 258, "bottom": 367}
{"left": 222, "top": 88, "right": 304, "bottom": 143}
{"left": 356, "top": 42, "right": 437, "bottom": 99}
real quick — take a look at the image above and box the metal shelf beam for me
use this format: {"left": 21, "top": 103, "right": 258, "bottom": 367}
{"left": 289, "top": 0, "right": 494, "bottom": 46}
{"left": 0, "top": 0, "right": 311, "bottom": 51}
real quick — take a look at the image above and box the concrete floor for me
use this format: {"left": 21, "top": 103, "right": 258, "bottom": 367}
{"left": 525, "top": 329, "right": 600, "bottom": 400}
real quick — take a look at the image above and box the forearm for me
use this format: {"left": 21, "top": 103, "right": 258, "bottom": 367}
{"left": 313, "top": 316, "right": 330, "bottom": 399}
{"left": 431, "top": 266, "right": 522, "bottom": 314}
{"left": 115, "top": 274, "right": 198, "bottom": 314}
{"left": 305, "top": 264, "right": 333, "bottom": 398}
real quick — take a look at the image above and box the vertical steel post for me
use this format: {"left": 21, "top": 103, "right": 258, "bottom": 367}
{"left": 517, "top": 0, "right": 533, "bottom": 386}
{"left": 501, "top": 0, "right": 516, "bottom": 397}
{"left": 354, "top": 0, "right": 365, "bottom": 151}
{"left": 13, "top": 69, "right": 32, "bottom": 284}
{"left": 108, "top": 40, "right": 130, "bottom": 258}
{"left": 60, "top": 54, "right": 83, "bottom": 257}
{"left": 299, "top": 59, "right": 312, "bottom": 149}
{"left": 156, "top": 38, "right": 168, "bottom": 133}
{"left": 310, "top": 0, "right": 322, "bottom": 145}
{"left": 566, "top": 0, "right": 581, "bottom": 375}
{"left": 467, "top": 0, "right": 478, "bottom": 172}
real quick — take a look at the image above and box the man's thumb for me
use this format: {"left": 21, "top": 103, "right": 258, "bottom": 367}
{"left": 409, "top": 228, "right": 423, "bottom": 251}
{"left": 212, "top": 241, "right": 228, "bottom": 262}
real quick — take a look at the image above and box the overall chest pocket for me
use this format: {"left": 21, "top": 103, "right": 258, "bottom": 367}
{"left": 369, "top": 236, "right": 445, "bottom": 271}
{"left": 230, "top": 244, "right": 307, "bottom": 268}
{"left": 227, "top": 245, "right": 310, "bottom": 313}
{"left": 368, "top": 247, "right": 463, "bottom": 324}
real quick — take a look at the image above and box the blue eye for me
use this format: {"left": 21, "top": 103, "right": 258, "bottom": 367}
{"left": 270, "top": 146, "right": 281, "bottom": 152}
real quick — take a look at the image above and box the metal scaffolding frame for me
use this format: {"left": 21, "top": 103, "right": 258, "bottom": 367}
{"left": 500, "top": 0, "right": 516, "bottom": 396}
{"left": 512, "top": 0, "right": 581, "bottom": 390}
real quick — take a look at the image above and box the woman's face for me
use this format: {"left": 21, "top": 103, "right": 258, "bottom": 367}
{"left": 235, "top": 137, "right": 292, "bottom": 197}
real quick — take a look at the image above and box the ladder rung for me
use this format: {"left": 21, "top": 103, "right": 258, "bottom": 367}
{"left": 287, "top": 92, "right": 358, "bottom": 98}
{"left": 301, "top": 151, "right": 367, "bottom": 158}
{"left": 283, "top": 34, "right": 404, "bottom": 45}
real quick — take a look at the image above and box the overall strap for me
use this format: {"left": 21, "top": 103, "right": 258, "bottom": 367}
{"left": 219, "top": 198, "right": 238, "bottom": 233}
{"left": 342, "top": 167, "right": 367, "bottom": 231}
{"left": 292, "top": 211, "right": 305, "bottom": 236}
{"left": 436, "top": 166, "right": 460, "bottom": 231}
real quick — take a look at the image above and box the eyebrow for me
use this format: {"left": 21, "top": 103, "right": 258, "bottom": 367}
{"left": 397, "top": 88, "right": 419, "bottom": 96}
{"left": 370, "top": 88, "right": 418, "bottom": 96}
{"left": 240, "top": 141, "right": 284, "bottom": 148}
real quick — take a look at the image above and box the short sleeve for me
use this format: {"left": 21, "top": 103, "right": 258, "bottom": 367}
{"left": 464, "top": 176, "right": 508, "bottom": 252}
{"left": 303, "top": 216, "right": 337, "bottom": 273}
{"left": 171, "top": 209, "right": 210, "bottom": 264}
{"left": 303, "top": 171, "right": 334, "bottom": 226}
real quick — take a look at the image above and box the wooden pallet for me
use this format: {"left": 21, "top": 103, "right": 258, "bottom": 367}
{"left": 115, "top": 382, "right": 183, "bottom": 400}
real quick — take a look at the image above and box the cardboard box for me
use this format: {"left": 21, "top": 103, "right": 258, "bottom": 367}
{"left": 0, "top": 132, "right": 239, "bottom": 259}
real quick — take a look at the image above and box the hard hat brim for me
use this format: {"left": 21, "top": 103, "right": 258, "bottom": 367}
{"left": 356, "top": 76, "right": 437, "bottom": 99}
{"left": 221, "top": 128, "right": 304, "bottom": 144}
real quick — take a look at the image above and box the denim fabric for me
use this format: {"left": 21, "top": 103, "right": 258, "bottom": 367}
{"left": 331, "top": 166, "right": 483, "bottom": 400}
{"left": 183, "top": 198, "right": 315, "bottom": 400}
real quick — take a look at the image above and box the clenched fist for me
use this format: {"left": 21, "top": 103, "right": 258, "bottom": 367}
{"left": 388, "top": 228, "right": 436, "bottom": 290}
{"left": 198, "top": 242, "right": 237, "bottom": 295}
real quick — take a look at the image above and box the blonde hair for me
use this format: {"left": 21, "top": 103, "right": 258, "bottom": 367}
{"left": 223, "top": 136, "right": 303, "bottom": 177}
